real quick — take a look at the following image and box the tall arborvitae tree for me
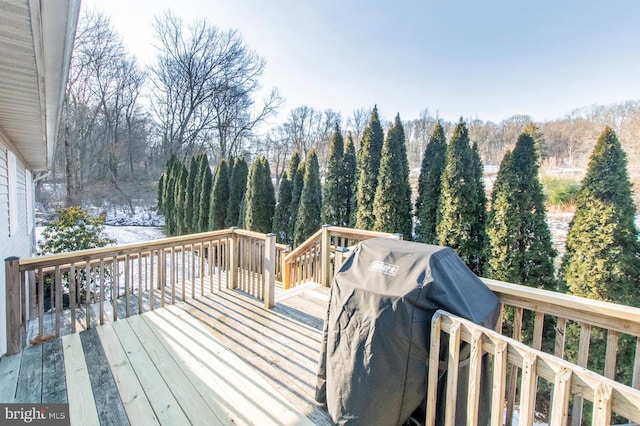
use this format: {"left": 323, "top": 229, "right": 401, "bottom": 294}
{"left": 415, "top": 122, "right": 447, "bottom": 243}
{"left": 163, "top": 157, "right": 181, "bottom": 236}
{"left": 197, "top": 158, "right": 212, "bottom": 232}
{"left": 209, "top": 159, "right": 229, "bottom": 230}
{"left": 354, "top": 105, "right": 384, "bottom": 229}
{"left": 436, "top": 119, "right": 488, "bottom": 275}
{"left": 225, "top": 157, "right": 248, "bottom": 227}
{"left": 157, "top": 173, "right": 165, "bottom": 213}
{"left": 190, "top": 154, "right": 205, "bottom": 232}
{"left": 184, "top": 156, "right": 199, "bottom": 233}
{"left": 174, "top": 162, "right": 189, "bottom": 235}
{"left": 288, "top": 151, "right": 304, "bottom": 234}
{"left": 294, "top": 149, "right": 322, "bottom": 246}
{"left": 273, "top": 173, "right": 294, "bottom": 245}
{"left": 343, "top": 134, "right": 357, "bottom": 228}
{"left": 487, "top": 127, "right": 556, "bottom": 289}
{"left": 560, "top": 126, "right": 640, "bottom": 304}
{"left": 322, "top": 124, "right": 345, "bottom": 225}
{"left": 469, "top": 142, "right": 488, "bottom": 273}
{"left": 560, "top": 126, "right": 640, "bottom": 398}
{"left": 244, "top": 157, "right": 275, "bottom": 233}
{"left": 373, "top": 114, "right": 412, "bottom": 238}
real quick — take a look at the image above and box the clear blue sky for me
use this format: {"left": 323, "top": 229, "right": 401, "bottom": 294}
{"left": 84, "top": 0, "right": 640, "bottom": 124}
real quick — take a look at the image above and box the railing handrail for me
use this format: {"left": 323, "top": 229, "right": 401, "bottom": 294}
{"left": 483, "top": 278, "right": 640, "bottom": 336}
{"left": 283, "top": 228, "right": 324, "bottom": 262}
{"left": 427, "top": 310, "right": 640, "bottom": 424}
{"left": 18, "top": 229, "right": 234, "bottom": 271}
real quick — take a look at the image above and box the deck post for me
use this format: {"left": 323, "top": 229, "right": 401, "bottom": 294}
{"left": 334, "top": 247, "right": 350, "bottom": 275}
{"left": 5, "top": 256, "right": 23, "bottom": 355}
{"left": 264, "top": 233, "right": 276, "bottom": 309}
{"left": 281, "top": 248, "right": 290, "bottom": 290}
{"left": 228, "top": 227, "right": 239, "bottom": 289}
{"left": 320, "top": 224, "right": 332, "bottom": 287}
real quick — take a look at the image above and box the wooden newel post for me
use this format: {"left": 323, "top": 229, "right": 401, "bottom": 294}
{"left": 281, "top": 248, "right": 290, "bottom": 290}
{"left": 320, "top": 224, "right": 332, "bottom": 287}
{"left": 228, "top": 227, "right": 239, "bottom": 289}
{"left": 334, "top": 247, "right": 350, "bottom": 276}
{"left": 5, "top": 256, "right": 23, "bottom": 355}
{"left": 264, "top": 233, "right": 276, "bottom": 309}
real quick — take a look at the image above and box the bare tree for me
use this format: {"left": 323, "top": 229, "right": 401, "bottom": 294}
{"left": 57, "top": 9, "right": 148, "bottom": 207}
{"left": 149, "top": 11, "right": 282, "bottom": 162}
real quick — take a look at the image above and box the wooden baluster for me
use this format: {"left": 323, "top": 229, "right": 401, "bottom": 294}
{"left": 425, "top": 313, "right": 443, "bottom": 426}
{"left": 55, "top": 266, "right": 62, "bottom": 337}
{"left": 69, "top": 263, "right": 76, "bottom": 332}
{"left": 125, "top": 255, "right": 130, "bottom": 318}
{"left": 98, "top": 259, "right": 105, "bottom": 325}
{"left": 5, "top": 257, "right": 22, "bottom": 354}
{"left": 445, "top": 320, "right": 462, "bottom": 426}
{"left": 505, "top": 306, "right": 524, "bottom": 425}
{"left": 490, "top": 340, "right": 508, "bottom": 426}
{"left": 38, "top": 267, "right": 44, "bottom": 338}
{"left": 604, "top": 330, "right": 619, "bottom": 380}
{"left": 571, "top": 323, "right": 592, "bottom": 426}
{"left": 264, "top": 233, "right": 276, "bottom": 309}
{"left": 519, "top": 352, "right": 538, "bottom": 426}
{"left": 555, "top": 317, "right": 567, "bottom": 359}
{"left": 549, "top": 367, "right": 572, "bottom": 426}
{"left": 467, "top": 330, "right": 483, "bottom": 425}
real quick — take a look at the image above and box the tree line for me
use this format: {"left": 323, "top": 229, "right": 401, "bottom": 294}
{"left": 43, "top": 8, "right": 640, "bottom": 212}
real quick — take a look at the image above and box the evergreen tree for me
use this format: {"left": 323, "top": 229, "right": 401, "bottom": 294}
{"left": 157, "top": 173, "right": 165, "bottom": 214}
{"left": 184, "top": 156, "right": 199, "bottom": 234}
{"left": 560, "top": 126, "right": 640, "bottom": 398}
{"left": 469, "top": 142, "right": 488, "bottom": 273}
{"left": 174, "top": 162, "right": 189, "bottom": 235}
{"left": 354, "top": 105, "right": 385, "bottom": 229}
{"left": 163, "top": 157, "right": 181, "bottom": 236}
{"left": 209, "top": 159, "right": 229, "bottom": 230}
{"left": 294, "top": 149, "right": 322, "bottom": 246}
{"left": 560, "top": 126, "right": 640, "bottom": 305}
{"left": 322, "top": 124, "right": 345, "bottom": 226}
{"left": 288, "top": 151, "right": 304, "bottom": 235}
{"left": 273, "top": 174, "right": 294, "bottom": 245}
{"left": 244, "top": 157, "right": 275, "bottom": 233}
{"left": 192, "top": 153, "right": 210, "bottom": 232}
{"left": 197, "top": 160, "right": 212, "bottom": 232}
{"left": 415, "top": 122, "right": 447, "bottom": 243}
{"left": 225, "top": 157, "right": 248, "bottom": 227}
{"left": 373, "top": 114, "right": 412, "bottom": 238}
{"left": 487, "top": 127, "right": 556, "bottom": 289}
{"left": 436, "top": 119, "right": 488, "bottom": 275}
{"left": 343, "top": 134, "right": 357, "bottom": 228}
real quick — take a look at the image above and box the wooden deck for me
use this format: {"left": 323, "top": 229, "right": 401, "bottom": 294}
{"left": 0, "top": 283, "right": 332, "bottom": 425}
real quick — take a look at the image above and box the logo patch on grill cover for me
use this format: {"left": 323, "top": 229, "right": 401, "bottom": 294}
{"left": 368, "top": 261, "right": 399, "bottom": 276}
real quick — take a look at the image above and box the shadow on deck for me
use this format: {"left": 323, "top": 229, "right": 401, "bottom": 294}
{"left": 0, "top": 280, "right": 332, "bottom": 425}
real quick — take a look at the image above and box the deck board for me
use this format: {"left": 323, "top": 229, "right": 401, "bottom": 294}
{"left": 95, "top": 323, "right": 160, "bottom": 426}
{"left": 41, "top": 338, "right": 67, "bottom": 403}
{"left": 15, "top": 344, "right": 42, "bottom": 403}
{"left": 126, "top": 313, "right": 229, "bottom": 426}
{"left": 0, "top": 351, "right": 21, "bottom": 402}
{"left": 62, "top": 333, "right": 100, "bottom": 426}
{"left": 1, "top": 280, "right": 332, "bottom": 425}
{"left": 80, "top": 328, "right": 129, "bottom": 425}
{"left": 110, "top": 319, "right": 192, "bottom": 425}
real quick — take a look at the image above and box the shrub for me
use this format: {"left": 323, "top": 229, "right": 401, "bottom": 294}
{"left": 542, "top": 177, "right": 580, "bottom": 207}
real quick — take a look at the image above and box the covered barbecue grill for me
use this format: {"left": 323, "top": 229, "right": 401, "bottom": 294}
{"left": 315, "top": 238, "right": 500, "bottom": 425}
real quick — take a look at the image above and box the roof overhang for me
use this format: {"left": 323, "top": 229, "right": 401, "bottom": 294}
{"left": 0, "top": 0, "right": 81, "bottom": 171}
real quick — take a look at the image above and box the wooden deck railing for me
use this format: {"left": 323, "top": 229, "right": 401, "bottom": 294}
{"left": 5, "top": 228, "right": 277, "bottom": 355}
{"left": 426, "top": 310, "right": 640, "bottom": 425}
{"left": 281, "top": 225, "right": 401, "bottom": 289}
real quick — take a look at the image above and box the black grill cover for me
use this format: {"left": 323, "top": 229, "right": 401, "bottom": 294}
{"left": 315, "top": 238, "right": 500, "bottom": 425}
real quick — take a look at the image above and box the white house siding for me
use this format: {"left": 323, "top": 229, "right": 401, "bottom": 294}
{"left": 0, "top": 139, "right": 34, "bottom": 356}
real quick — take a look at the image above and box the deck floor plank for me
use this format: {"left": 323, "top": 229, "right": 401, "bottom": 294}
{"left": 150, "top": 305, "right": 314, "bottom": 426}
{"left": 15, "top": 344, "right": 43, "bottom": 403}
{"left": 62, "top": 333, "right": 100, "bottom": 426}
{"left": 110, "top": 319, "right": 191, "bottom": 425}
{"left": 182, "top": 289, "right": 331, "bottom": 424}
{"left": 80, "top": 328, "right": 130, "bottom": 426}
{"left": 0, "top": 351, "right": 22, "bottom": 402}
{"left": 41, "top": 338, "right": 67, "bottom": 403}
{"left": 126, "top": 313, "right": 229, "bottom": 426}
{"left": 96, "top": 324, "right": 160, "bottom": 426}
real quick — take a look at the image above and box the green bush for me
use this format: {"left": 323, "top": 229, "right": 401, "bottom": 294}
{"left": 542, "top": 177, "right": 581, "bottom": 207}
{"left": 38, "top": 207, "right": 115, "bottom": 307}
{"left": 38, "top": 206, "right": 115, "bottom": 255}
